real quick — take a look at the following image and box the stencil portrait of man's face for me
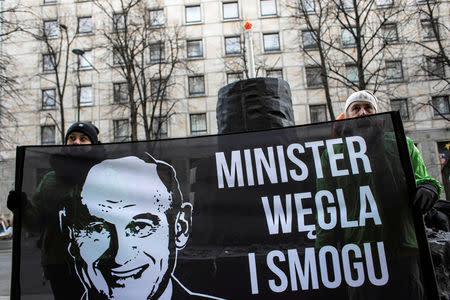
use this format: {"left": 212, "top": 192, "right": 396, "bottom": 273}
{"left": 65, "top": 156, "right": 192, "bottom": 300}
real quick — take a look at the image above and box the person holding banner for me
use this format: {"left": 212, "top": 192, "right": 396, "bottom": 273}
{"left": 8, "top": 122, "right": 102, "bottom": 300}
{"left": 58, "top": 155, "right": 221, "bottom": 300}
{"left": 341, "top": 90, "right": 442, "bottom": 212}
{"left": 315, "top": 90, "right": 442, "bottom": 299}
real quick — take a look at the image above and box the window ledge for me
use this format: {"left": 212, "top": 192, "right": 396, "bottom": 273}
{"left": 264, "top": 50, "right": 282, "bottom": 54}
{"left": 422, "top": 38, "right": 438, "bottom": 42}
{"left": 188, "top": 94, "right": 207, "bottom": 98}
{"left": 303, "top": 46, "right": 319, "bottom": 51}
{"left": 383, "top": 40, "right": 401, "bottom": 45}
{"left": 77, "top": 32, "right": 94, "bottom": 36}
{"left": 260, "top": 14, "right": 278, "bottom": 19}
{"left": 149, "top": 60, "right": 166, "bottom": 65}
{"left": 376, "top": 4, "right": 394, "bottom": 9}
{"left": 223, "top": 18, "right": 241, "bottom": 22}
{"left": 224, "top": 53, "right": 242, "bottom": 57}
{"left": 386, "top": 79, "right": 405, "bottom": 83}
{"left": 185, "top": 21, "right": 203, "bottom": 26}
{"left": 187, "top": 56, "right": 204, "bottom": 60}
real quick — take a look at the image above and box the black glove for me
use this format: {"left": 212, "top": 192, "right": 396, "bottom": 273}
{"left": 413, "top": 181, "right": 439, "bottom": 214}
{"left": 7, "top": 190, "right": 27, "bottom": 213}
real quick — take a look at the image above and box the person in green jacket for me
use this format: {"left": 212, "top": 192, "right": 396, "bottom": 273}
{"left": 342, "top": 90, "right": 442, "bottom": 210}
{"left": 315, "top": 90, "right": 441, "bottom": 300}
{"left": 9, "top": 122, "right": 102, "bottom": 300}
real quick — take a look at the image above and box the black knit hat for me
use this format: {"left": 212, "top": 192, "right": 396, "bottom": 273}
{"left": 65, "top": 122, "right": 99, "bottom": 144}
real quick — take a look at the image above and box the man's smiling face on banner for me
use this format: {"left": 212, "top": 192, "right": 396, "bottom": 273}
{"left": 71, "top": 157, "right": 177, "bottom": 300}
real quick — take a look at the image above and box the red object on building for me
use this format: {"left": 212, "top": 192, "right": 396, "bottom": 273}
{"left": 244, "top": 19, "right": 252, "bottom": 30}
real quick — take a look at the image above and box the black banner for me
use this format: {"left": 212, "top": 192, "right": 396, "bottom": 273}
{"left": 11, "top": 113, "right": 437, "bottom": 299}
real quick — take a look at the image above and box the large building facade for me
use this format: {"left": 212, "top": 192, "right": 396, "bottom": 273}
{"left": 0, "top": 0, "right": 449, "bottom": 213}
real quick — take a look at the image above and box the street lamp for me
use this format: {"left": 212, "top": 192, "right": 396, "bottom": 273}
{"left": 72, "top": 48, "right": 83, "bottom": 121}
{"left": 71, "top": 48, "right": 99, "bottom": 121}
{"left": 72, "top": 48, "right": 85, "bottom": 56}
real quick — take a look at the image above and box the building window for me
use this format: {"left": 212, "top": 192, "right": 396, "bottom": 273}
{"left": 44, "top": 20, "right": 59, "bottom": 38}
{"left": 225, "top": 36, "right": 241, "bottom": 55}
{"left": 340, "top": 0, "right": 354, "bottom": 10}
{"left": 421, "top": 19, "right": 439, "bottom": 40}
{"left": 187, "top": 40, "right": 203, "bottom": 58}
{"left": 432, "top": 96, "right": 449, "bottom": 116}
{"left": 266, "top": 69, "right": 283, "bottom": 79}
{"left": 186, "top": 5, "right": 201, "bottom": 23}
{"left": 77, "top": 50, "right": 93, "bottom": 69}
{"left": 346, "top": 64, "right": 358, "bottom": 83}
{"left": 113, "top": 48, "right": 125, "bottom": 65}
{"left": 302, "top": 30, "right": 318, "bottom": 49}
{"left": 150, "top": 42, "right": 165, "bottom": 62}
{"left": 426, "top": 56, "right": 445, "bottom": 78}
{"left": 342, "top": 27, "right": 356, "bottom": 46}
{"left": 227, "top": 72, "right": 243, "bottom": 84}
{"left": 77, "top": 17, "right": 92, "bottom": 34}
{"left": 44, "top": 0, "right": 57, "bottom": 4}
{"left": 151, "top": 79, "right": 167, "bottom": 99}
{"left": 113, "top": 13, "right": 125, "bottom": 31}
{"left": 381, "top": 23, "right": 398, "bottom": 43}
{"left": 385, "top": 60, "right": 403, "bottom": 82}
{"left": 305, "top": 66, "right": 322, "bottom": 87}
{"left": 310, "top": 105, "right": 327, "bottom": 123}
{"left": 149, "top": 9, "right": 164, "bottom": 27}
{"left": 114, "top": 119, "right": 129, "bottom": 142}
{"left": 263, "top": 33, "right": 280, "bottom": 52}
{"left": 260, "top": 0, "right": 277, "bottom": 16}
{"left": 43, "top": 54, "right": 56, "bottom": 72}
{"left": 188, "top": 75, "right": 205, "bottom": 95}
{"left": 223, "top": 2, "right": 239, "bottom": 20}
{"left": 300, "top": 0, "right": 315, "bottom": 13}
{"left": 42, "top": 89, "right": 56, "bottom": 109}
{"left": 190, "top": 113, "right": 207, "bottom": 135}
{"left": 152, "top": 117, "right": 168, "bottom": 139}
{"left": 113, "top": 82, "right": 128, "bottom": 103}
{"left": 41, "top": 125, "right": 55, "bottom": 145}
{"left": 78, "top": 85, "right": 93, "bottom": 106}
{"left": 390, "top": 98, "right": 409, "bottom": 120}
{"left": 377, "top": 0, "right": 394, "bottom": 7}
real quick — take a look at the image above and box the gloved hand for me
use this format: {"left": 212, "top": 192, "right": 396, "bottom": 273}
{"left": 413, "top": 181, "right": 439, "bottom": 214}
{"left": 7, "top": 190, "right": 27, "bottom": 213}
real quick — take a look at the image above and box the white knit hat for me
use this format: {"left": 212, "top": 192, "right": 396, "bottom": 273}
{"left": 344, "top": 90, "right": 378, "bottom": 114}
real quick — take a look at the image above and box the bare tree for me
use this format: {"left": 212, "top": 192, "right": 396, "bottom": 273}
{"left": 288, "top": 0, "right": 336, "bottom": 120}
{"left": 287, "top": 0, "right": 408, "bottom": 114}
{"left": 25, "top": 13, "right": 77, "bottom": 142}
{"left": 0, "top": 2, "right": 24, "bottom": 144}
{"left": 94, "top": 0, "right": 185, "bottom": 141}
{"left": 397, "top": 0, "right": 450, "bottom": 122}
{"left": 410, "top": 0, "right": 449, "bottom": 83}
{"left": 327, "top": 0, "right": 406, "bottom": 91}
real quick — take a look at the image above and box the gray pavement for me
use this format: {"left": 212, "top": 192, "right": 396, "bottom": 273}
{"left": 0, "top": 239, "right": 12, "bottom": 300}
